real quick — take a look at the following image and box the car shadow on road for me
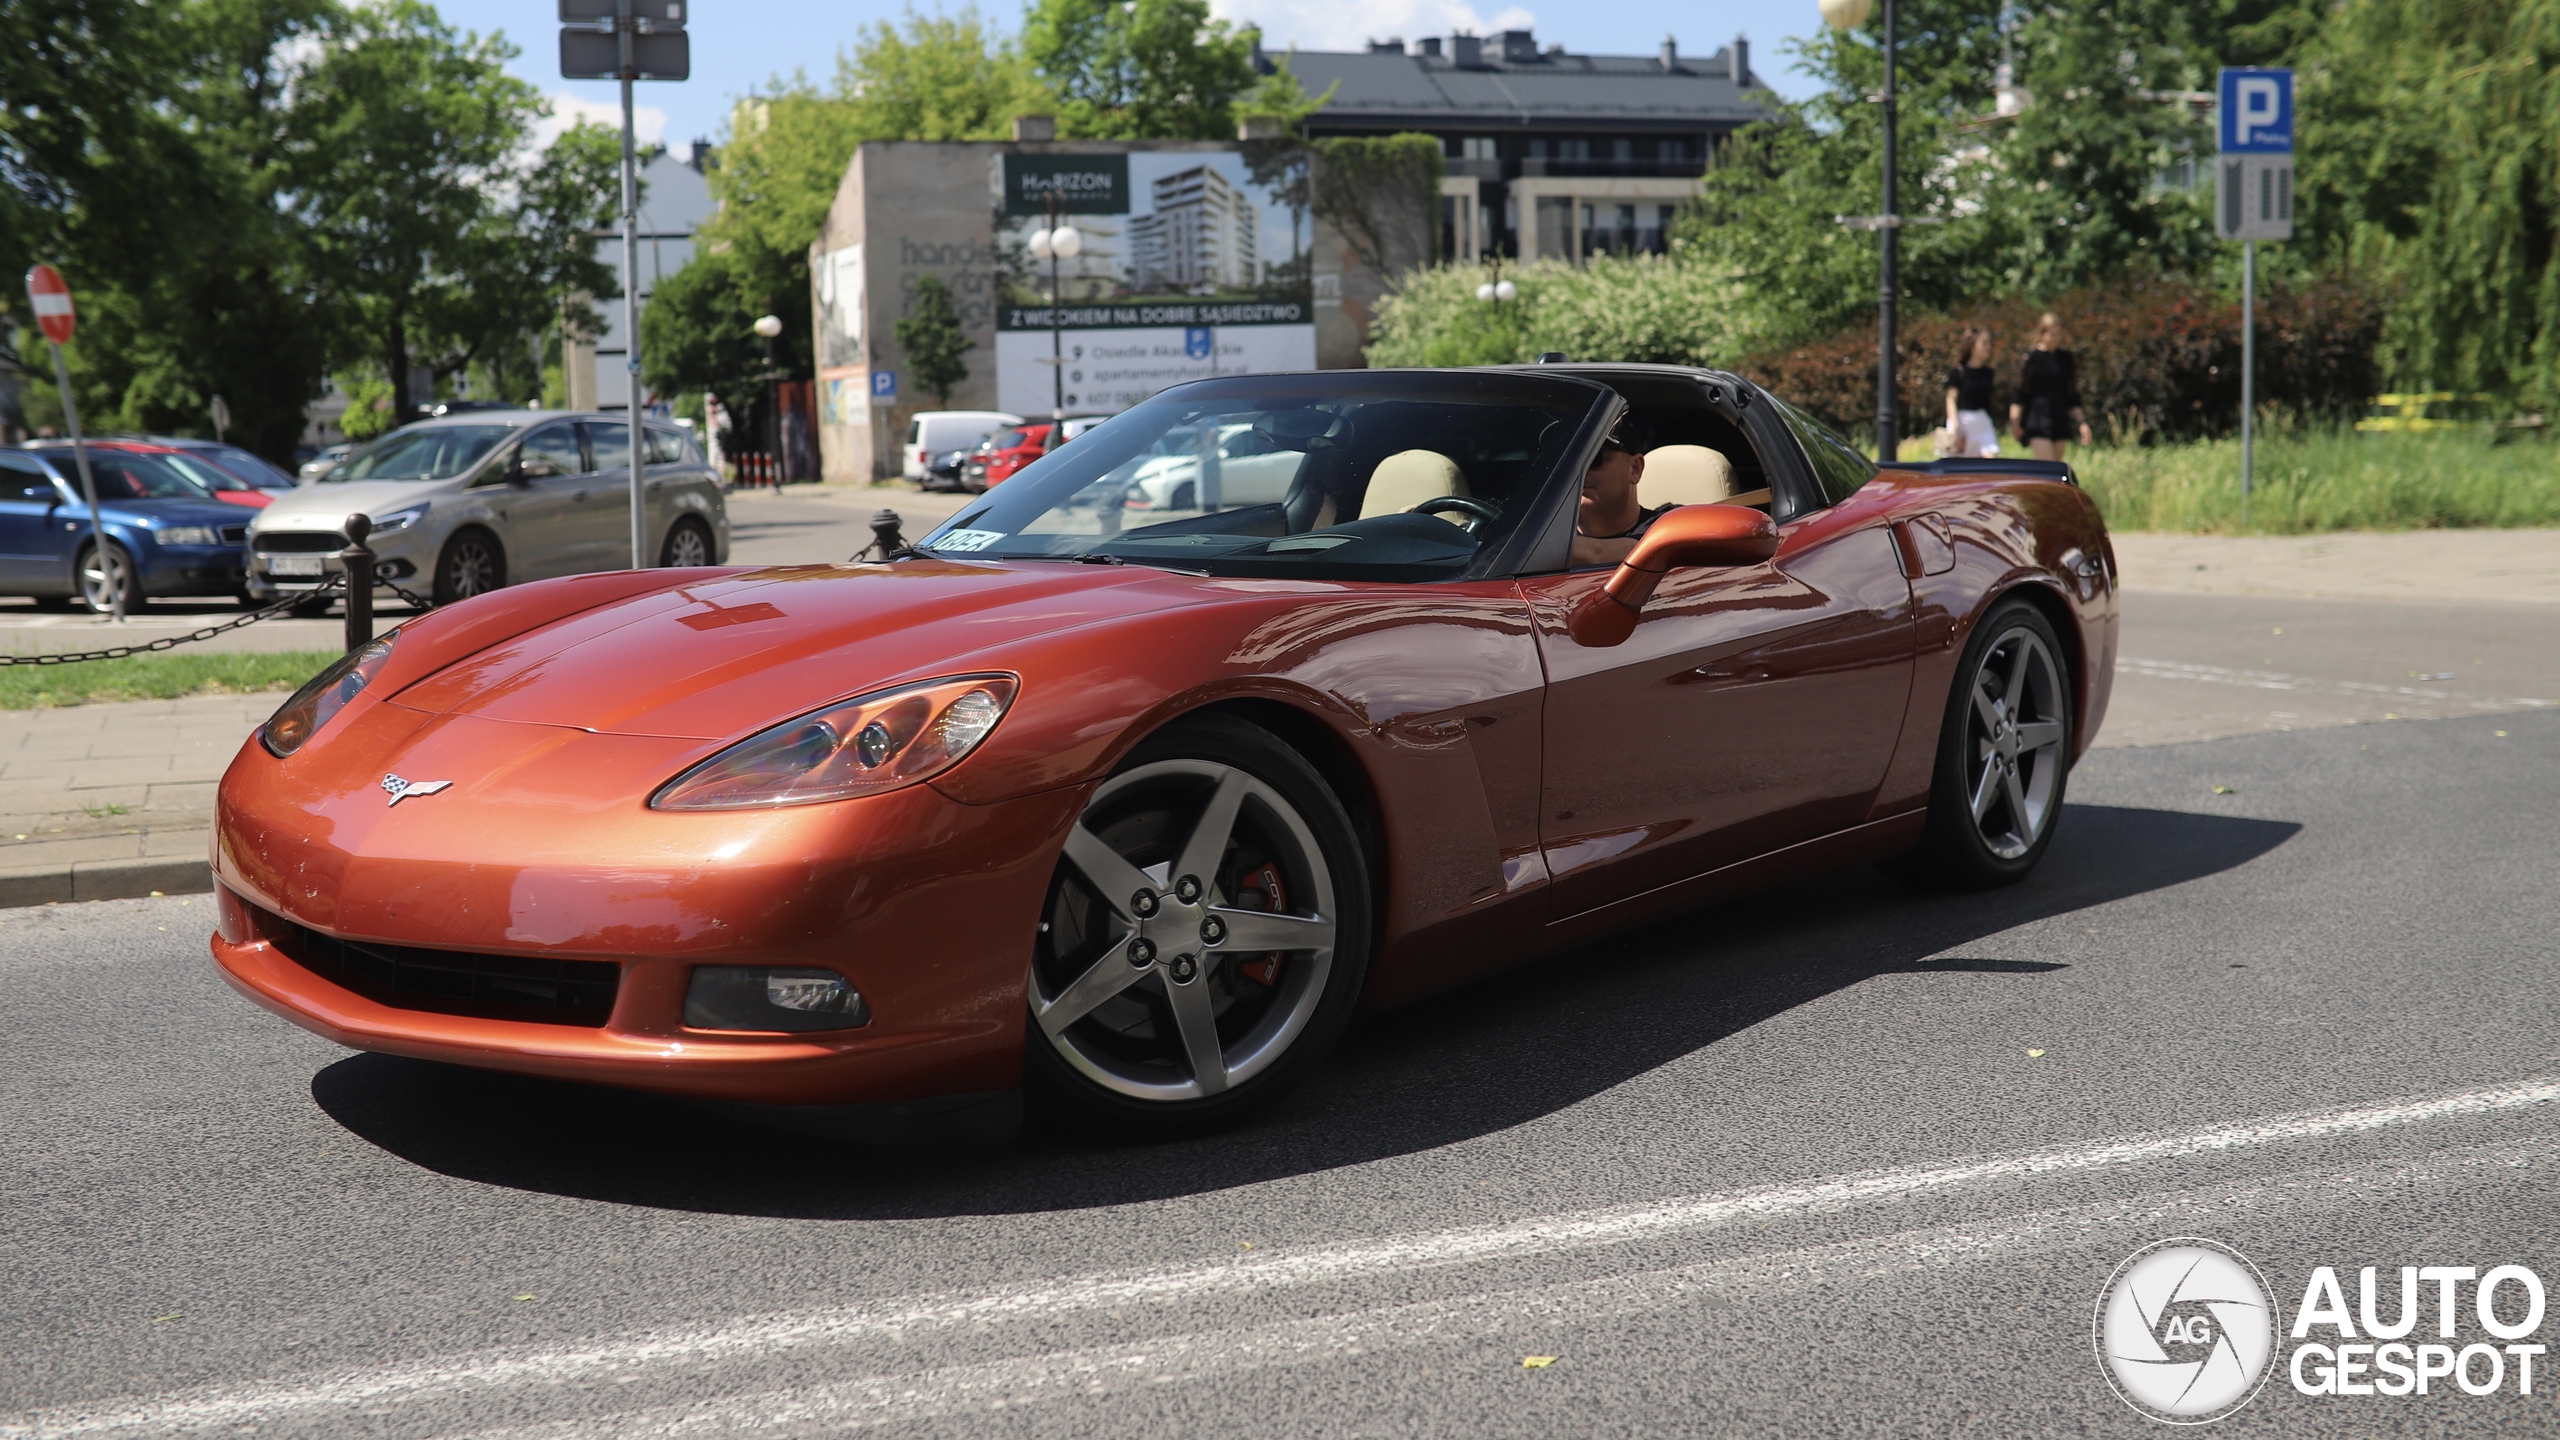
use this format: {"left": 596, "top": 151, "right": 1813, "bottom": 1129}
{"left": 310, "top": 802, "right": 2299, "bottom": 1219}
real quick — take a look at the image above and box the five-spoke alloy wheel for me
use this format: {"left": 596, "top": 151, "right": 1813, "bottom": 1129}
{"left": 1025, "top": 715, "right": 1370, "bottom": 1135}
{"left": 432, "top": 529, "right": 505, "bottom": 605}
{"left": 1900, "top": 598, "right": 2074, "bottom": 887}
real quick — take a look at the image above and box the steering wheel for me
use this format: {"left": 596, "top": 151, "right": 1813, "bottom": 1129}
{"left": 1408, "top": 495, "right": 1502, "bottom": 533}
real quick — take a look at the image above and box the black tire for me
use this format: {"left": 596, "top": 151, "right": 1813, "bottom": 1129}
{"left": 658, "top": 516, "right": 714, "bottom": 568}
{"left": 74, "top": 542, "right": 143, "bottom": 614}
{"left": 432, "top": 528, "right": 506, "bottom": 605}
{"left": 1170, "top": 481, "right": 1197, "bottom": 510}
{"left": 1023, "top": 714, "right": 1373, "bottom": 1139}
{"left": 1895, "top": 598, "right": 2074, "bottom": 888}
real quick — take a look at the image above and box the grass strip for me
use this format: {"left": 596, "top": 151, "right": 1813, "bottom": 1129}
{"left": 2073, "top": 431, "right": 2560, "bottom": 534}
{"left": 0, "top": 649, "right": 340, "bottom": 710}
{"left": 1899, "top": 428, "right": 2560, "bottom": 534}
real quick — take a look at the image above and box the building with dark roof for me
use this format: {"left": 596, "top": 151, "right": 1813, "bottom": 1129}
{"left": 1282, "top": 29, "right": 1774, "bottom": 264}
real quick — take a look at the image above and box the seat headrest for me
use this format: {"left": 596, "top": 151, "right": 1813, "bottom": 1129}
{"left": 1639, "top": 445, "right": 1740, "bottom": 505}
{"left": 1359, "top": 449, "right": 1469, "bottom": 521}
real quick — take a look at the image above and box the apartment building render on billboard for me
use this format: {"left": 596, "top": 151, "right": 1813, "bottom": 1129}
{"left": 1127, "top": 165, "right": 1262, "bottom": 294}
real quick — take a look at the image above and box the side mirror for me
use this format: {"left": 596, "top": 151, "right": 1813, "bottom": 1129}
{"left": 1568, "top": 503, "right": 1779, "bottom": 648}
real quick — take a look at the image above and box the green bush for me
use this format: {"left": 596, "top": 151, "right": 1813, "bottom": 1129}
{"left": 2078, "top": 430, "right": 2560, "bottom": 534}
{"left": 1367, "top": 254, "right": 1750, "bottom": 370}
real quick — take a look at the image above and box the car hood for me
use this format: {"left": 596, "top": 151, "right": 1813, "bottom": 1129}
{"left": 386, "top": 561, "right": 1168, "bottom": 740}
{"left": 254, "top": 479, "right": 456, "bottom": 528}
{"left": 90, "top": 496, "right": 264, "bottom": 527}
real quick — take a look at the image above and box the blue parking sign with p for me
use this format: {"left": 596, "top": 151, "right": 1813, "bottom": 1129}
{"left": 2219, "top": 68, "right": 2292, "bottom": 154}
{"left": 870, "top": 370, "right": 897, "bottom": 401}
{"left": 1184, "top": 327, "right": 1213, "bottom": 361}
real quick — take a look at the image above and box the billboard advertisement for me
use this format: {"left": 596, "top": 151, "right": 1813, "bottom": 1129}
{"left": 992, "top": 149, "right": 1315, "bottom": 417}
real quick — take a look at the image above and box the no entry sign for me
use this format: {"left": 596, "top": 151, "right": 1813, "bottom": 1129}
{"left": 24, "top": 265, "right": 75, "bottom": 345}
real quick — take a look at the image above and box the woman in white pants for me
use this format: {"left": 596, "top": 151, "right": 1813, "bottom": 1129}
{"left": 1942, "top": 327, "right": 2002, "bottom": 459}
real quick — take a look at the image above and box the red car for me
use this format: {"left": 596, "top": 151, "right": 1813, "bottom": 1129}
{"left": 88, "top": 440, "right": 280, "bottom": 508}
{"left": 209, "top": 366, "right": 2116, "bottom": 1138}
{"left": 961, "top": 422, "right": 1054, "bottom": 491}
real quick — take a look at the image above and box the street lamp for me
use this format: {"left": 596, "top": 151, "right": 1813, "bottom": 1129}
{"left": 1028, "top": 212, "right": 1082, "bottom": 419}
{"left": 753, "top": 313, "right": 783, "bottom": 487}
{"left": 1823, "top": 0, "right": 1900, "bottom": 460}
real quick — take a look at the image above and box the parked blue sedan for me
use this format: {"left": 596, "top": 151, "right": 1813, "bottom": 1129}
{"left": 0, "top": 447, "right": 259, "bottom": 612}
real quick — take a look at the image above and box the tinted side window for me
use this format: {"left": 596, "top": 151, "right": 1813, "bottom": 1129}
{"left": 645, "top": 428, "right": 687, "bottom": 465}
{"left": 582, "top": 422, "right": 630, "bottom": 473}
{"left": 1, "top": 454, "right": 57, "bottom": 501}
{"left": 1773, "top": 399, "right": 1876, "bottom": 505}
{"left": 520, "top": 425, "right": 585, "bottom": 477}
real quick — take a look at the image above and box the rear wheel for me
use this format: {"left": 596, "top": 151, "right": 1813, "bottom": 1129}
{"left": 1024, "top": 715, "right": 1371, "bottom": 1138}
{"left": 658, "top": 516, "right": 713, "bottom": 568}
{"left": 432, "top": 529, "right": 505, "bottom": 604}
{"left": 1897, "top": 599, "right": 2073, "bottom": 887}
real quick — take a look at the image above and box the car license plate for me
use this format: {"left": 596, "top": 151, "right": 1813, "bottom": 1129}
{"left": 267, "top": 554, "right": 327, "bottom": 576}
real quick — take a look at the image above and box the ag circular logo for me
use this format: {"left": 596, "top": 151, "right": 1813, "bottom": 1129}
{"left": 2095, "top": 1238, "right": 2281, "bottom": 1423}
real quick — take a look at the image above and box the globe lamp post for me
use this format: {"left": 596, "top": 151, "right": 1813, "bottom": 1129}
{"left": 1029, "top": 214, "right": 1083, "bottom": 419}
{"left": 753, "top": 313, "right": 784, "bottom": 485}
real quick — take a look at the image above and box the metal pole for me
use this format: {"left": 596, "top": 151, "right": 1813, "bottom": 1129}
{"left": 1876, "top": 0, "right": 1900, "bottom": 461}
{"left": 618, "top": 0, "right": 645, "bottom": 566}
{"left": 49, "top": 341, "right": 118, "bottom": 623}
{"left": 1048, "top": 196, "right": 1065, "bottom": 420}
{"left": 2241, "top": 239, "right": 2255, "bottom": 527}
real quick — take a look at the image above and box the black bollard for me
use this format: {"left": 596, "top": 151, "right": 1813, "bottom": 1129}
{"left": 339, "top": 512, "right": 374, "bottom": 652}
{"left": 867, "top": 508, "right": 905, "bottom": 560}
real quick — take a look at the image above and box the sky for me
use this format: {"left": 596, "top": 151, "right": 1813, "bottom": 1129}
{"left": 442, "top": 0, "right": 1840, "bottom": 155}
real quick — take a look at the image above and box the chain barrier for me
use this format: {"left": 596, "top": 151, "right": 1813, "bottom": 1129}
{"left": 0, "top": 572, "right": 443, "bottom": 668}
{"left": 0, "top": 575, "right": 356, "bottom": 668}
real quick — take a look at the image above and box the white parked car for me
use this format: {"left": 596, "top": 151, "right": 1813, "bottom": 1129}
{"left": 1121, "top": 423, "right": 1308, "bottom": 511}
{"left": 902, "top": 410, "right": 1020, "bottom": 485}
{"left": 246, "top": 410, "right": 729, "bottom": 610}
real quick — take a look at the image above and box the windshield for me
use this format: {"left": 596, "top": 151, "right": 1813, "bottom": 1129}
{"left": 195, "top": 444, "right": 298, "bottom": 488}
{"left": 159, "top": 453, "right": 252, "bottom": 494}
{"left": 43, "top": 451, "right": 214, "bottom": 501}
{"left": 326, "top": 425, "right": 515, "bottom": 482}
{"left": 920, "top": 372, "right": 1603, "bottom": 582}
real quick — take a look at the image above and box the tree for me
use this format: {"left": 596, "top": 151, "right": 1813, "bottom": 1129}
{"left": 838, "top": 8, "right": 1053, "bottom": 141}
{"left": 287, "top": 1, "right": 615, "bottom": 423}
{"left": 893, "top": 273, "right": 971, "bottom": 405}
{"left": 1021, "top": 0, "right": 1261, "bottom": 140}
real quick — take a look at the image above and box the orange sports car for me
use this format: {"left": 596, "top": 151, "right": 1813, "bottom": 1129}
{"left": 210, "top": 366, "right": 2116, "bottom": 1137}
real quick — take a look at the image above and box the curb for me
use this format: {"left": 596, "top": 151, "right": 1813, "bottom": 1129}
{"left": 0, "top": 855, "right": 214, "bottom": 909}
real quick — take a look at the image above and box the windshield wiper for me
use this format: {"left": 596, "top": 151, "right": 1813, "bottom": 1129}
{"left": 1050, "top": 552, "right": 1208, "bottom": 577}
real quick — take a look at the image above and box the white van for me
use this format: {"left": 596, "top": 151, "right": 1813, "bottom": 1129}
{"left": 902, "top": 410, "right": 1021, "bottom": 483}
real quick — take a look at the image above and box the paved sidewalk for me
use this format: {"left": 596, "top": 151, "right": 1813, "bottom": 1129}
{"left": 0, "top": 694, "right": 265, "bottom": 905}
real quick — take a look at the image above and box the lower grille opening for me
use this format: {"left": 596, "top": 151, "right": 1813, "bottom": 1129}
{"left": 260, "top": 906, "right": 620, "bottom": 1027}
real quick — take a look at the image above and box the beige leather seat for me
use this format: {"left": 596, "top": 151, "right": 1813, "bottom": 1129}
{"left": 1359, "top": 449, "right": 1470, "bottom": 522}
{"left": 1640, "top": 444, "right": 1773, "bottom": 509}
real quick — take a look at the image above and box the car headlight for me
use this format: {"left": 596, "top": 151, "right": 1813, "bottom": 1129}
{"left": 261, "top": 634, "right": 397, "bottom": 757}
{"left": 157, "top": 526, "right": 222, "bottom": 545}
{"left": 651, "top": 673, "right": 1018, "bottom": 811}
{"left": 371, "top": 504, "right": 429, "bottom": 535}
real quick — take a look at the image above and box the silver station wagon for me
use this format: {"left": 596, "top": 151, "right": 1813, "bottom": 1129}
{"left": 246, "top": 410, "right": 730, "bottom": 609}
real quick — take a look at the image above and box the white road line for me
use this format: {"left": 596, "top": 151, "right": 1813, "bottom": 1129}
{"left": 2115, "top": 656, "right": 2556, "bottom": 709}
{"left": 459, "top": 1130, "right": 2560, "bottom": 1439}
{"left": 10, "top": 1076, "right": 2560, "bottom": 1439}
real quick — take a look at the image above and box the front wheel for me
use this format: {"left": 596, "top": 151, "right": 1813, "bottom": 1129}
{"left": 1897, "top": 598, "right": 2073, "bottom": 888}
{"left": 432, "top": 529, "right": 506, "bottom": 605}
{"left": 75, "top": 542, "right": 142, "bottom": 614}
{"left": 1024, "top": 715, "right": 1371, "bottom": 1138}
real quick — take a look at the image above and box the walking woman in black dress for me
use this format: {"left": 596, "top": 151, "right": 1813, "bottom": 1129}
{"left": 2009, "top": 311, "right": 2093, "bottom": 461}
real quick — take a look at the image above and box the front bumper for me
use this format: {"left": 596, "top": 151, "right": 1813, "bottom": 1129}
{"left": 210, "top": 702, "right": 1083, "bottom": 1105}
{"left": 139, "top": 549, "right": 248, "bottom": 596}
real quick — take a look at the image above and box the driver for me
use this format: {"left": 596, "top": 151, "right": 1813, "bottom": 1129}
{"left": 1569, "top": 420, "right": 1673, "bottom": 567}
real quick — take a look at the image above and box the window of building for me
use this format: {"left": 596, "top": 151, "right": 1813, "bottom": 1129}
{"left": 1462, "top": 136, "right": 1498, "bottom": 161}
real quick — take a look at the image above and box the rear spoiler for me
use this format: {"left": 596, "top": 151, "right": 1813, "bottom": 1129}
{"left": 1878, "top": 457, "right": 2078, "bottom": 487}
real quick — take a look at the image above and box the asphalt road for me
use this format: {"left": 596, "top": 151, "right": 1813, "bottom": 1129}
{"left": 5, "top": 600, "right": 2560, "bottom": 1433}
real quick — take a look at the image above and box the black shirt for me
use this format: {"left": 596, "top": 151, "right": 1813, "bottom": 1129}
{"left": 1945, "top": 365, "right": 1995, "bottom": 413}
{"left": 2017, "top": 349, "right": 2082, "bottom": 438}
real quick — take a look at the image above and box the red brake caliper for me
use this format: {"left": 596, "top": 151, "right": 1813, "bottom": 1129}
{"left": 1236, "top": 862, "right": 1286, "bottom": 986}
